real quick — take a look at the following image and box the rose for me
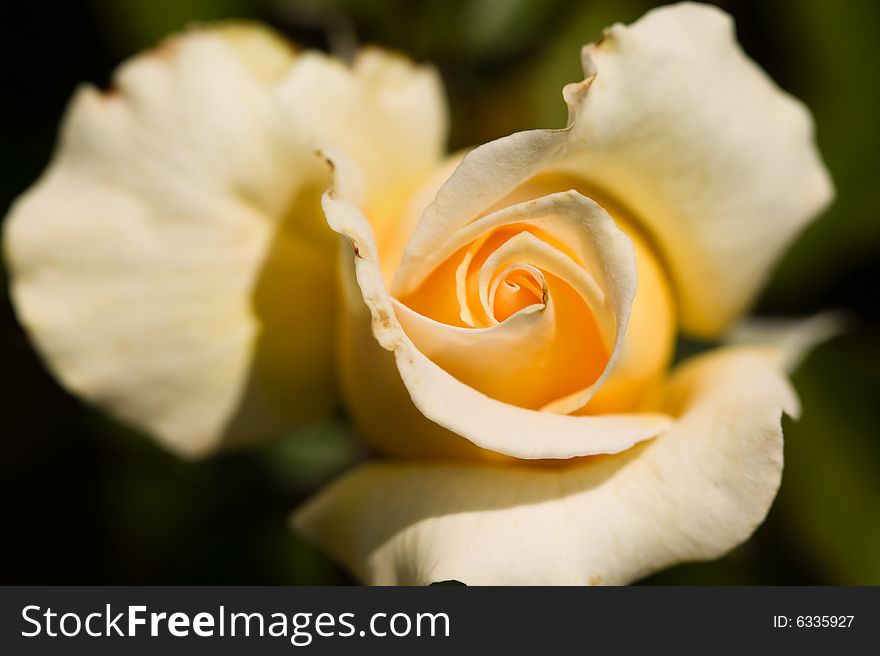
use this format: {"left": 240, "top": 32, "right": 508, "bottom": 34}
{"left": 5, "top": 4, "right": 833, "bottom": 586}
{"left": 293, "top": 3, "right": 833, "bottom": 584}
{"left": 4, "top": 24, "right": 446, "bottom": 456}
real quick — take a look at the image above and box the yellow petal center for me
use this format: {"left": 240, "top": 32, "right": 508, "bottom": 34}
{"left": 382, "top": 171, "right": 677, "bottom": 462}
{"left": 491, "top": 266, "right": 544, "bottom": 322}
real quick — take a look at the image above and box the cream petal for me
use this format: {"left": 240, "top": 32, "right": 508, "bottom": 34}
{"left": 277, "top": 48, "right": 448, "bottom": 239}
{"left": 3, "top": 25, "right": 448, "bottom": 457}
{"left": 405, "top": 2, "right": 832, "bottom": 338}
{"left": 380, "top": 153, "right": 466, "bottom": 286}
{"left": 324, "top": 192, "right": 670, "bottom": 459}
{"left": 295, "top": 347, "right": 796, "bottom": 585}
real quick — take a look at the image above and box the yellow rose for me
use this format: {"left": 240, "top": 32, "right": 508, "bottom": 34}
{"left": 294, "top": 4, "right": 833, "bottom": 584}
{"left": 3, "top": 24, "right": 446, "bottom": 457}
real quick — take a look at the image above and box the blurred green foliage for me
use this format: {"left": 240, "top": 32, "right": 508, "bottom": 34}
{"left": 762, "top": 0, "right": 880, "bottom": 304}
{"left": 2, "top": 0, "right": 878, "bottom": 585}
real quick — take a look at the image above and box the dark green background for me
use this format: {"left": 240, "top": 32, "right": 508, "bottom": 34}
{"left": 2, "top": 0, "right": 878, "bottom": 585}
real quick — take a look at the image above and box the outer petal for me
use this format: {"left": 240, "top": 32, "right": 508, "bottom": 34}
{"left": 276, "top": 48, "right": 447, "bottom": 237}
{"left": 326, "top": 190, "right": 670, "bottom": 460}
{"left": 407, "top": 2, "right": 833, "bottom": 337}
{"left": 3, "top": 25, "right": 447, "bottom": 457}
{"left": 295, "top": 347, "right": 796, "bottom": 585}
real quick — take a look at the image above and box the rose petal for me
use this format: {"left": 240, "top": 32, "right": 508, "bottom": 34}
{"left": 294, "top": 347, "right": 796, "bottom": 585}
{"left": 582, "top": 220, "right": 675, "bottom": 414}
{"left": 277, "top": 48, "right": 447, "bottom": 238}
{"left": 325, "top": 192, "right": 670, "bottom": 459}
{"left": 393, "top": 300, "right": 559, "bottom": 410}
{"left": 3, "top": 25, "right": 447, "bottom": 457}
{"left": 404, "top": 3, "right": 832, "bottom": 338}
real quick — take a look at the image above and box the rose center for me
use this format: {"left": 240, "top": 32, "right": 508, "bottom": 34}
{"left": 490, "top": 265, "right": 545, "bottom": 323}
